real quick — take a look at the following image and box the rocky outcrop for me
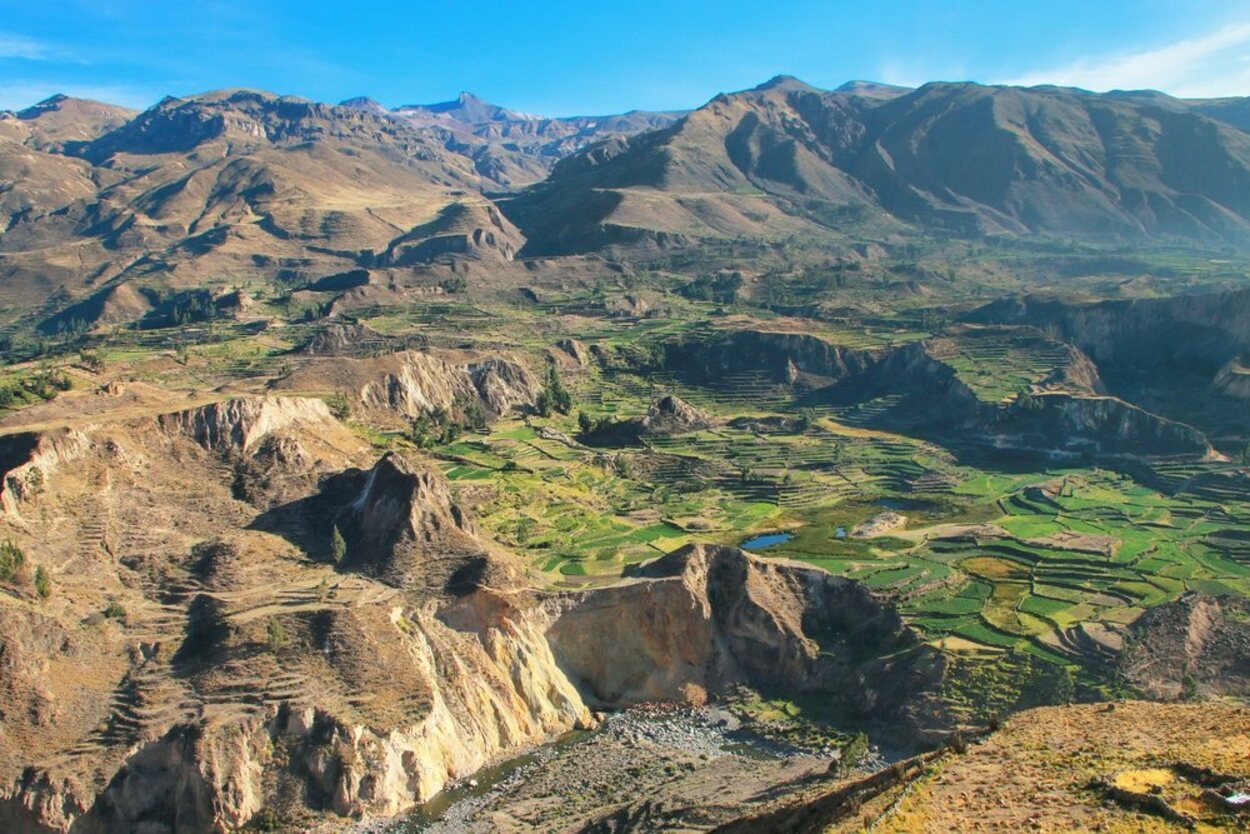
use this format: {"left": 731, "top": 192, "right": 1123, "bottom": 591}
{"left": 469, "top": 357, "right": 542, "bottom": 415}
{"left": 554, "top": 338, "right": 590, "bottom": 366}
{"left": 278, "top": 350, "right": 539, "bottom": 421}
{"left": 158, "top": 397, "right": 334, "bottom": 454}
{"left": 548, "top": 544, "right": 948, "bottom": 743}
{"left": 333, "top": 452, "right": 487, "bottom": 589}
{"left": 0, "top": 428, "right": 90, "bottom": 518}
{"left": 583, "top": 395, "right": 716, "bottom": 445}
{"left": 1212, "top": 357, "right": 1250, "bottom": 399}
{"left": 967, "top": 289, "right": 1250, "bottom": 378}
{"left": 299, "top": 322, "right": 388, "bottom": 356}
{"left": 1120, "top": 593, "right": 1250, "bottom": 700}
{"left": 666, "top": 330, "right": 880, "bottom": 387}
{"left": 995, "top": 393, "right": 1212, "bottom": 458}
{"left": 638, "top": 395, "right": 715, "bottom": 435}
{"left": 812, "top": 338, "right": 1211, "bottom": 458}
{"left": 357, "top": 351, "right": 479, "bottom": 417}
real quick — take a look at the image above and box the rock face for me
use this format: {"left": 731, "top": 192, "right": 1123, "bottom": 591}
{"left": 554, "top": 338, "right": 590, "bottom": 366}
{"left": 159, "top": 396, "right": 334, "bottom": 454}
{"left": 333, "top": 452, "right": 490, "bottom": 590}
{"left": 666, "top": 329, "right": 880, "bottom": 388}
{"left": 638, "top": 395, "right": 715, "bottom": 435}
{"left": 665, "top": 328, "right": 1208, "bottom": 458}
{"left": 277, "top": 350, "right": 539, "bottom": 421}
{"left": 0, "top": 428, "right": 90, "bottom": 518}
{"left": 299, "top": 321, "right": 388, "bottom": 356}
{"left": 1120, "top": 593, "right": 1250, "bottom": 700}
{"left": 968, "top": 290, "right": 1250, "bottom": 372}
{"left": 548, "top": 544, "right": 948, "bottom": 743}
{"left": 1212, "top": 357, "right": 1250, "bottom": 399}
{"left": 469, "top": 357, "right": 543, "bottom": 415}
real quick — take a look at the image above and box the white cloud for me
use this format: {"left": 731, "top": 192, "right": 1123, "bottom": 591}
{"left": 1006, "top": 22, "right": 1250, "bottom": 98}
{"left": 0, "top": 32, "right": 58, "bottom": 61}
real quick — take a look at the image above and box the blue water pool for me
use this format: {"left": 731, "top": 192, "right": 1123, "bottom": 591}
{"left": 740, "top": 532, "right": 793, "bottom": 550}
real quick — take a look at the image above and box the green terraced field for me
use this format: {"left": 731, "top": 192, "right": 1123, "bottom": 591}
{"left": 378, "top": 313, "right": 1250, "bottom": 709}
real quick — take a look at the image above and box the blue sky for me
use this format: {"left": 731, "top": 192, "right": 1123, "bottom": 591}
{"left": 2, "top": 1, "right": 1250, "bottom": 114}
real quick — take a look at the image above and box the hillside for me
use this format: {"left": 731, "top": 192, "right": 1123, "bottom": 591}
{"left": 8, "top": 79, "right": 1250, "bottom": 334}
{"left": 505, "top": 77, "right": 1250, "bottom": 253}
{"left": 0, "top": 89, "right": 536, "bottom": 323}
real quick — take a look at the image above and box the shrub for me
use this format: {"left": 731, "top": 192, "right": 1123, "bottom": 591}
{"left": 836, "top": 732, "right": 870, "bottom": 773}
{"left": 78, "top": 349, "right": 105, "bottom": 372}
{"left": 0, "top": 541, "right": 25, "bottom": 582}
{"left": 325, "top": 392, "right": 351, "bottom": 421}
{"left": 251, "top": 807, "right": 284, "bottom": 832}
{"left": 34, "top": 566, "right": 51, "bottom": 599}
{"left": 265, "top": 617, "right": 287, "bottom": 653}
{"left": 103, "top": 602, "right": 127, "bottom": 623}
{"left": 331, "top": 525, "right": 348, "bottom": 564}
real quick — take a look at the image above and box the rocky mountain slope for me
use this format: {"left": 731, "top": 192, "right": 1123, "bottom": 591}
{"left": 0, "top": 87, "right": 670, "bottom": 331}
{"left": 343, "top": 91, "right": 684, "bottom": 187}
{"left": 505, "top": 77, "right": 1250, "bottom": 253}
{"left": 8, "top": 79, "right": 1250, "bottom": 333}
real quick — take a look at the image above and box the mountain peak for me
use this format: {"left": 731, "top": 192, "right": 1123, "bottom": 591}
{"left": 398, "top": 91, "right": 542, "bottom": 123}
{"left": 340, "top": 95, "right": 388, "bottom": 113}
{"left": 752, "top": 75, "right": 819, "bottom": 93}
{"left": 835, "top": 80, "right": 913, "bottom": 99}
{"left": 16, "top": 93, "right": 138, "bottom": 123}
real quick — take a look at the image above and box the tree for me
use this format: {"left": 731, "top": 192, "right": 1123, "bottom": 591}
{"left": 34, "top": 566, "right": 51, "bottom": 600}
{"left": 265, "top": 617, "right": 287, "bottom": 653}
{"left": 541, "top": 363, "right": 572, "bottom": 415}
{"left": 460, "top": 398, "right": 488, "bottom": 431}
{"left": 835, "top": 732, "right": 870, "bottom": 774}
{"left": 578, "top": 410, "right": 594, "bottom": 434}
{"left": 534, "top": 390, "right": 552, "bottom": 418}
{"left": 331, "top": 525, "right": 348, "bottom": 564}
{"left": 1049, "top": 666, "right": 1075, "bottom": 705}
{"left": 0, "top": 541, "right": 25, "bottom": 582}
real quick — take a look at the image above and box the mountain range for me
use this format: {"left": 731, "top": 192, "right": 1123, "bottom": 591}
{"left": 6, "top": 76, "right": 1250, "bottom": 330}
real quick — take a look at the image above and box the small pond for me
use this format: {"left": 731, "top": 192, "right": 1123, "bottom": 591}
{"left": 740, "top": 532, "right": 792, "bottom": 550}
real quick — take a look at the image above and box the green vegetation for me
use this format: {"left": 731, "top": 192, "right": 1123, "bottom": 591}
{"left": 0, "top": 541, "right": 25, "bottom": 582}
{"left": 325, "top": 391, "right": 351, "bottom": 420}
{"left": 265, "top": 617, "right": 287, "bottom": 653}
{"left": 331, "top": 525, "right": 348, "bottom": 564}
{"left": 0, "top": 198, "right": 1246, "bottom": 735}
{"left": 536, "top": 362, "right": 573, "bottom": 416}
{"left": 34, "top": 565, "right": 51, "bottom": 600}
